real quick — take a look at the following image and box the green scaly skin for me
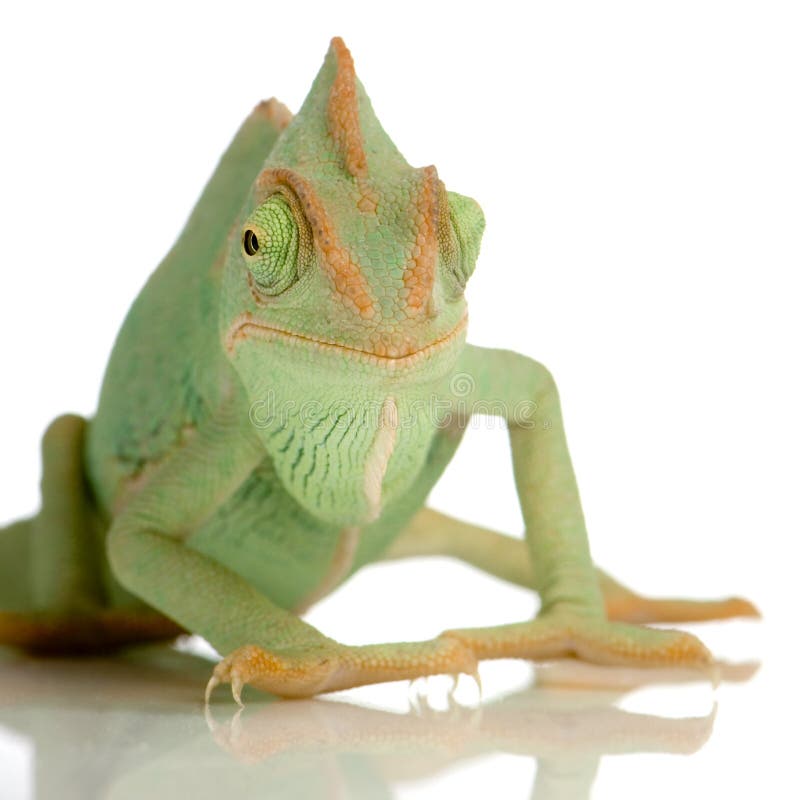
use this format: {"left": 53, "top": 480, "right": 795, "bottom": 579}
{"left": 0, "top": 38, "right": 757, "bottom": 701}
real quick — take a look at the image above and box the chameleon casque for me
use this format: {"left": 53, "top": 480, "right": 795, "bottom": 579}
{"left": 0, "top": 38, "right": 757, "bottom": 702}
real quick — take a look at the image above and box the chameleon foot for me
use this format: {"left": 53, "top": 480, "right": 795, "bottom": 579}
{"left": 205, "top": 618, "right": 713, "bottom": 703}
{"left": 206, "top": 637, "right": 478, "bottom": 703}
{"left": 442, "top": 614, "right": 714, "bottom": 672}
{"left": 206, "top": 644, "right": 343, "bottom": 704}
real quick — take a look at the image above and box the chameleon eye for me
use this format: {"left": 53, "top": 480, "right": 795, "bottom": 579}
{"left": 241, "top": 195, "right": 299, "bottom": 295}
{"left": 445, "top": 191, "right": 485, "bottom": 290}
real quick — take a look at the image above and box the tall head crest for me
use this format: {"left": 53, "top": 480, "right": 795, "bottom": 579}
{"left": 246, "top": 37, "right": 483, "bottom": 328}
{"left": 265, "top": 37, "right": 409, "bottom": 179}
{"left": 327, "top": 37, "right": 368, "bottom": 179}
{"left": 223, "top": 36, "right": 484, "bottom": 474}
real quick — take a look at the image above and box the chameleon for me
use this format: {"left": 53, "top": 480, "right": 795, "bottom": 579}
{"left": 0, "top": 38, "right": 757, "bottom": 703}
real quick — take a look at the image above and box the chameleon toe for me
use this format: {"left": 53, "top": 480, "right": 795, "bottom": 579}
{"left": 441, "top": 616, "right": 713, "bottom": 673}
{"left": 605, "top": 590, "right": 761, "bottom": 625}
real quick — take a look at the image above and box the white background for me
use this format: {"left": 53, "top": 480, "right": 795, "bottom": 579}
{"left": 0, "top": 2, "right": 798, "bottom": 798}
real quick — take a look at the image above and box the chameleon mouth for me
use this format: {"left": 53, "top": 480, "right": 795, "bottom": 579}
{"left": 224, "top": 313, "right": 468, "bottom": 369}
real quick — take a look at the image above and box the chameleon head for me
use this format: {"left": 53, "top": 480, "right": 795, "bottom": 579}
{"left": 220, "top": 38, "right": 485, "bottom": 527}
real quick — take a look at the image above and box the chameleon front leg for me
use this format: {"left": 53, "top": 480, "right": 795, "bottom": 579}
{"left": 385, "top": 508, "right": 759, "bottom": 624}
{"left": 106, "top": 404, "right": 476, "bottom": 702}
{"left": 202, "top": 341, "right": 716, "bottom": 703}
{"left": 171, "top": 347, "right": 713, "bottom": 702}
{"left": 437, "top": 345, "right": 714, "bottom": 669}
{"left": 106, "top": 405, "right": 332, "bottom": 698}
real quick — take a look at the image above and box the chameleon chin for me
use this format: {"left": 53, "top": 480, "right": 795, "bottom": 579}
{"left": 0, "top": 37, "right": 758, "bottom": 704}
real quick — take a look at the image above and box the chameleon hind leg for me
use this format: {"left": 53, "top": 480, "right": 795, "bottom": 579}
{"left": 0, "top": 415, "right": 181, "bottom": 653}
{"left": 0, "top": 518, "right": 33, "bottom": 612}
{"left": 384, "top": 508, "right": 760, "bottom": 624}
{"left": 31, "top": 414, "right": 106, "bottom": 614}
{"left": 0, "top": 414, "right": 104, "bottom": 619}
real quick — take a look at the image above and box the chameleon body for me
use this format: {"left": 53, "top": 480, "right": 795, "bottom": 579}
{"left": 0, "top": 39, "right": 757, "bottom": 701}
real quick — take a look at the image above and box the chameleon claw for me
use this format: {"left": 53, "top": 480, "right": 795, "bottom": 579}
{"left": 408, "top": 676, "right": 437, "bottom": 715}
{"left": 469, "top": 666, "right": 483, "bottom": 702}
{"left": 231, "top": 674, "right": 245, "bottom": 708}
{"left": 407, "top": 678, "right": 424, "bottom": 715}
{"left": 205, "top": 673, "right": 220, "bottom": 706}
{"left": 448, "top": 672, "right": 460, "bottom": 697}
{"left": 708, "top": 661, "right": 722, "bottom": 690}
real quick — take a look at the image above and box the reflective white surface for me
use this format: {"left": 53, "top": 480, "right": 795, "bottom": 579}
{"left": 0, "top": 620, "right": 778, "bottom": 800}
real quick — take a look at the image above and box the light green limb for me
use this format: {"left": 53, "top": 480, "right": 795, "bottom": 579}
{"left": 0, "top": 415, "right": 183, "bottom": 651}
{"left": 0, "top": 519, "right": 33, "bottom": 612}
{"left": 459, "top": 345, "right": 603, "bottom": 617}
{"left": 200, "top": 348, "right": 720, "bottom": 701}
{"left": 384, "top": 508, "right": 531, "bottom": 587}
{"left": 107, "top": 404, "right": 472, "bottom": 702}
{"left": 0, "top": 415, "right": 104, "bottom": 616}
{"left": 417, "top": 346, "right": 714, "bottom": 670}
{"left": 106, "top": 403, "right": 333, "bottom": 658}
{"left": 32, "top": 415, "right": 105, "bottom": 613}
{"left": 385, "top": 508, "right": 759, "bottom": 624}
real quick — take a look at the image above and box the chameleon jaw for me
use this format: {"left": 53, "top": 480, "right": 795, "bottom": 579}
{"left": 223, "top": 312, "right": 468, "bottom": 370}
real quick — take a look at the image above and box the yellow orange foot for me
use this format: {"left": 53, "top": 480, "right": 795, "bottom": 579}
{"left": 205, "top": 613, "right": 717, "bottom": 704}
{"left": 206, "top": 637, "right": 478, "bottom": 704}
{"left": 443, "top": 614, "right": 714, "bottom": 671}
{"left": 600, "top": 575, "right": 761, "bottom": 624}
{"left": 206, "top": 644, "right": 343, "bottom": 704}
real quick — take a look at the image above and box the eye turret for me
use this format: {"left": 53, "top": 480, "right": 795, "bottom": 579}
{"left": 443, "top": 191, "right": 485, "bottom": 292}
{"left": 241, "top": 195, "right": 300, "bottom": 295}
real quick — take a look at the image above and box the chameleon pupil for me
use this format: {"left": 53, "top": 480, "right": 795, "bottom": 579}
{"left": 244, "top": 229, "right": 259, "bottom": 256}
